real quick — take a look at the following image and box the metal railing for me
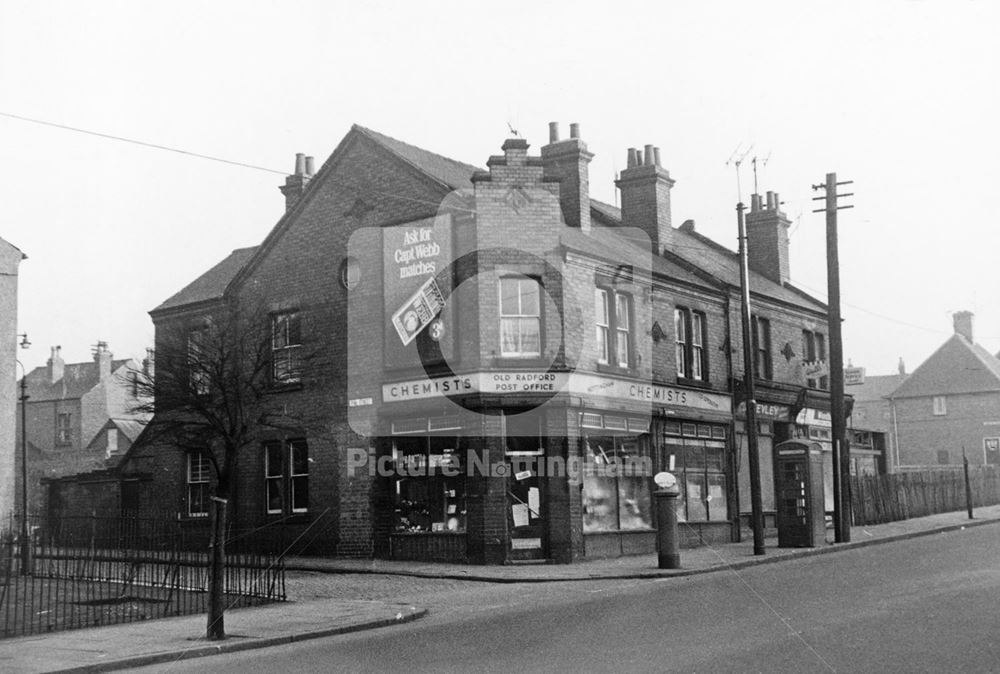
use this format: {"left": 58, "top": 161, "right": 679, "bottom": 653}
{"left": 0, "top": 513, "right": 286, "bottom": 639}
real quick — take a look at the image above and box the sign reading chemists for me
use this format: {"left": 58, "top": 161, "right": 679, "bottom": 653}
{"left": 382, "top": 371, "right": 729, "bottom": 411}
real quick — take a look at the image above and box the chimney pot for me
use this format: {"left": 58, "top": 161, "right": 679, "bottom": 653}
{"left": 627, "top": 148, "right": 638, "bottom": 168}
{"left": 569, "top": 123, "right": 580, "bottom": 139}
{"left": 294, "top": 153, "right": 306, "bottom": 176}
{"left": 644, "top": 144, "right": 655, "bottom": 166}
{"left": 304, "top": 156, "right": 315, "bottom": 177}
{"left": 548, "top": 122, "right": 560, "bottom": 143}
{"left": 898, "top": 357, "right": 906, "bottom": 375}
{"left": 953, "top": 310, "right": 975, "bottom": 342}
{"left": 653, "top": 147, "right": 661, "bottom": 167}
{"left": 766, "top": 191, "right": 775, "bottom": 210}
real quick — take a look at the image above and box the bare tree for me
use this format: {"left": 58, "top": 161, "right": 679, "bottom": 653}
{"left": 130, "top": 301, "right": 309, "bottom": 640}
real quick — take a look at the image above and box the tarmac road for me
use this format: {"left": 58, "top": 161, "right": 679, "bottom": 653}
{"left": 138, "top": 525, "right": 1000, "bottom": 673}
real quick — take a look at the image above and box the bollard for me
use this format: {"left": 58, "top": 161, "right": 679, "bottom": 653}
{"left": 654, "top": 472, "right": 681, "bottom": 569}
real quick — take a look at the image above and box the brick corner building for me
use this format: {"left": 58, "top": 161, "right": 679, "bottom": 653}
{"left": 56, "top": 124, "right": 875, "bottom": 563}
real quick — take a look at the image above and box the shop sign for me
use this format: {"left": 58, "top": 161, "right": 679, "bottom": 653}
{"left": 382, "top": 370, "right": 731, "bottom": 412}
{"left": 795, "top": 408, "right": 832, "bottom": 428}
{"left": 844, "top": 367, "right": 866, "bottom": 385}
{"left": 804, "top": 360, "right": 830, "bottom": 378}
{"left": 348, "top": 397, "right": 373, "bottom": 408}
{"left": 735, "top": 401, "right": 791, "bottom": 421}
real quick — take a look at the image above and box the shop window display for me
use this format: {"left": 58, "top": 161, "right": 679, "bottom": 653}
{"left": 660, "top": 424, "right": 728, "bottom": 522}
{"left": 393, "top": 435, "right": 467, "bottom": 533}
{"left": 582, "top": 433, "right": 652, "bottom": 532}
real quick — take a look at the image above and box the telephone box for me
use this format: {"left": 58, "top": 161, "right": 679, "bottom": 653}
{"left": 774, "top": 440, "right": 826, "bottom": 548}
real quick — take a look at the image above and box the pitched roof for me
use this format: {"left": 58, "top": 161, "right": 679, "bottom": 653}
{"left": 846, "top": 373, "right": 908, "bottom": 402}
{"left": 590, "top": 200, "right": 827, "bottom": 314}
{"left": 353, "top": 125, "right": 481, "bottom": 190}
{"left": 22, "top": 359, "right": 131, "bottom": 402}
{"left": 152, "top": 246, "right": 258, "bottom": 313}
{"left": 890, "top": 334, "right": 1000, "bottom": 398}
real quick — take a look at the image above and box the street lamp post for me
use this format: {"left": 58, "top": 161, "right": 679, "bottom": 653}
{"left": 16, "top": 332, "right": 30, "bottom": 574}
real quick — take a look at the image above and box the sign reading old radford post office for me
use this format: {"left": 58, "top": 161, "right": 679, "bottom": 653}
{"left": 383, "top": 214, "right": 453, "bottom": 366}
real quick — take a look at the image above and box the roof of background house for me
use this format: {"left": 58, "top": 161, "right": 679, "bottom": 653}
{"left": 108, "top": 418, "right": 147, "bottom": 443}
{"left": 22, "top": 359, "right": 131, "bottom": 402}
{"left": 846, "top": 373, "right": 908, "bottom": 402}
{"left": 890, "top": 334, "right": 1000, "bottom": 398}
{"left": 152, "top": 246, "right": 259, "bottom": 313}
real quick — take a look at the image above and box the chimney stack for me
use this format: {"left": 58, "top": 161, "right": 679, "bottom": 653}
{"left": 47, "top": 345, "right": 64, "bottom": 384}
{"left": 744, "top": 190, "right": 792, "bottom": 284}
{"left": 541, "top": 121, "right": 593, "bottom": 231}
{"left": 93, "top": 341, "right": 112, "bottom": 381}
{"left": 143, "top": 347, "right": 155, "bottom": 380}
{"left": 616, "top": 142, "right": 674, "bottom": 254}
{"left": 953, "top": 310, "right": 974, "bottom": 342}
{"left": 898, "top": 357, "right": 906, "bottom": 376}
{"left": 279, "top": 152, "right": 312, "bottom": 213}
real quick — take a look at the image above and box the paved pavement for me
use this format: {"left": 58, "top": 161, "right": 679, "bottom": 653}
{"left": 2, "top": 505, "right": 999, "bottom": 673}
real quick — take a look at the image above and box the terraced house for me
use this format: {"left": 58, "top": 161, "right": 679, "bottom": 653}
{"left": 59, "top": 123, "right": 860, "bottom": 564}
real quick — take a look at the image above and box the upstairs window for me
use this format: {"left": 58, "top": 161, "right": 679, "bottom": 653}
{"left": 56, "top": 413, "right": 72, "bottom": 446}
{"left": 802, "top": 329, "right": 829, "bottom": 390}
{"left": 675, "top": 307, "right": 707, "bottom": 381}
{"left": 500, "top": 277, "right": 541, "bottom": 357}
{"left": 187, "top": 451, "right": 211, "bottom": 518}
{"left": 596, "top": 288, "right": 633, "bottom": 368}
{"left": 751, "top": 316, "right": 773, "bottom": 380}
{"left": 932, "top": 396, "right": 947, "bottom": 416}
{"left": 595, "top": 289, "right": 610, "bottom": 363}
{"left": 272, "top": 311, "right": 302, "bottom": 384}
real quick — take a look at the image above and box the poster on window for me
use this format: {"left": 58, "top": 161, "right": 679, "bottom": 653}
{"left": 986, "top": 437, "right": 1000, "bottom": 465}
{"left": 383, "top": 214, "right": 453, "bottom": 368}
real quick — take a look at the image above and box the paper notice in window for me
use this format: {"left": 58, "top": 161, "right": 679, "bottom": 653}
{"left": 528, "top": 487, "right": 540, "bottom": 516}
{"left": 512, "top": 503, "right": 530, "bottom": 528}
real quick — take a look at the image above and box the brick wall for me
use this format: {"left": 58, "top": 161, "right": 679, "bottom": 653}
{"left": 893, "top": 392, "right": 1000, "bottom": 467}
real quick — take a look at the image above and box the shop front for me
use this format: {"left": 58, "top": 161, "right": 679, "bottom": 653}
{"left": 374, "top": 370, "right": 733, "bottom": 564}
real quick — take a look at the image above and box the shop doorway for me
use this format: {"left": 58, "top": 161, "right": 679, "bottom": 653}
{"left": 507, "top": 456, "right": 546, "bottom": 561}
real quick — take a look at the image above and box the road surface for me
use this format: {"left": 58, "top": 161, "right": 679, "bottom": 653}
{"left": 140, "top": 525, "right": 1000, "bottom": 673}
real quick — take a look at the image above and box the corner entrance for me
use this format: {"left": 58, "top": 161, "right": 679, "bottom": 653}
{"left": 507, "top": 456, "right": 546, "bottom": 561}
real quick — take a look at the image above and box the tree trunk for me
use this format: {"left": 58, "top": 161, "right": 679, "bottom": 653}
{"left": 206, "top": 495, "right": 228, "bottom": 640}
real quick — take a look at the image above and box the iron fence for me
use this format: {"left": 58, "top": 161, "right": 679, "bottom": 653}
{"left": 0, "top": 513, "right": 285, "bottom": 639}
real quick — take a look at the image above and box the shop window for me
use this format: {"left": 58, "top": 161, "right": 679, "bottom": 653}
{"left": 393, "top": 435, "right": 467, "bottom": 532}
{"left": 500, "top": 276, "right": 541, "bottom": 357}
{"left": 187, "top": 450, "right": 211, "bottom": 518}
{"left": 264, "top": 439, "right": 309, "bottom": 515}
{"left": 932, "top": 396, "right": 947, "bottom": 416}
{"left": 675, "top": 307, "right": 708, "bottom": 381}
{"left": 56, "top": 413, "right": 72, "bottom": 446}
{"left": 751, "top": 316, "right": 772, "bottom": 380}
{"left": 595, "top": 288, "right": 632, "bottom": 368}
{"left": 660, "top": 424, "right": 728, "bottom": 523}
{"left": 802, "top": 329, "right": 829, "bottom": 390}
{"left": 272, "top": 311, "right": 302, "bottom": 384}
{"left": 582, "top": 434, "right": 652, "bottom": 532}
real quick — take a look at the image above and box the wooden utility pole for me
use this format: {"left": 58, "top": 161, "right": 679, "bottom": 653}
{"left": 813, "top": 173, "right": 853, "bottom": 543}
{"left": 737, "top": 202, "right": 765, "bottom": 555}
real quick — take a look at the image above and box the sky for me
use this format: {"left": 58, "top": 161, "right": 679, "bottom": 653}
{"left": 1, "top": 1, "right": 998, "bottom": 376}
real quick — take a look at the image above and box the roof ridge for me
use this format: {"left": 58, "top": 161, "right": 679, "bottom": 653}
{"left": 352, "top": 124, "right": 483, "bottom": 184}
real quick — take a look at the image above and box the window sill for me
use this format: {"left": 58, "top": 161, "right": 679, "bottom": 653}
{"left": 595, "top": 363, "right": 637, "bottom": 377}
{"left": 491, "top": 356, "right": 551, "bottom": 368}
{"left": 583, "top": 528, "right": 656, "bottom": 535}
{"left": 675, "top": 377, "right": 714, "bottom": 390}
{"left": 391, "top": 530, "right": 466, "bottom": 536}
{"left": 268, "top": 381, "right": 303, "bottom": 393}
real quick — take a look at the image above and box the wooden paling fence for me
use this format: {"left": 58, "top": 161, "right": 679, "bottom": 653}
{"left": 850, "top": 467, "right": 1000, "bottom": 526}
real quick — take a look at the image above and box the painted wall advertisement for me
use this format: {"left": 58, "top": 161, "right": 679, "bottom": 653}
{"left": 383, "top": 214, "right": 453, "bottom": 367}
